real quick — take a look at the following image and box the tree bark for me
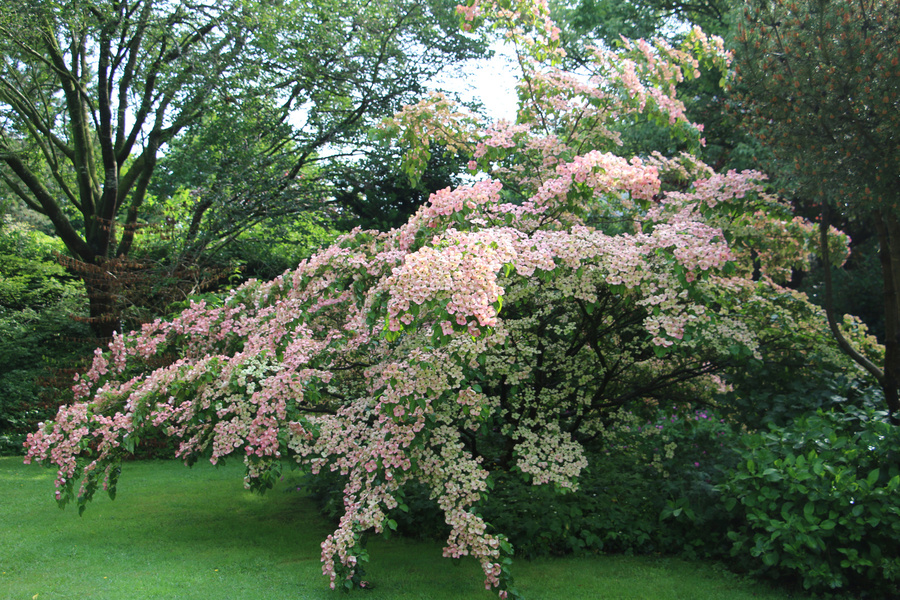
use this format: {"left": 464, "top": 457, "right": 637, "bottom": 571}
{"left": 86, "top": 276, "right": 120, "bottom": 341}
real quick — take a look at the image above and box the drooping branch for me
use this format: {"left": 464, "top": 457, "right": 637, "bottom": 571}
{"left": 819, "top": 202, "right": 886, "bottom": 388}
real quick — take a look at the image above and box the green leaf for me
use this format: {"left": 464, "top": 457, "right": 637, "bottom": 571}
{"left": 762, "top": 468, "right": 782, "bottom": 482}
{"left": 803, "top": 502, "right": 817, "bottom": 523}
{"left": 867, "top": 468, "right": 881, "bottom": 487}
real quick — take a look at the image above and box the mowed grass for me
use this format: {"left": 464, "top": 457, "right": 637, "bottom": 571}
{"left": 1, "top": 457, "right": 806, "bottom": 600}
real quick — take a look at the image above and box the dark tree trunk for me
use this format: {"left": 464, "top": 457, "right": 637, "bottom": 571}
{"left": 85, "top": 276, "right": 119, "bottom": 341}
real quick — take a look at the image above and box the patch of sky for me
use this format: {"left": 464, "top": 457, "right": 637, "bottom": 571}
{"left": 427, "top": 39, "right": 521, "bottom": 123}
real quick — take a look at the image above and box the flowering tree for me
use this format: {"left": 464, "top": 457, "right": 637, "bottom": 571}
{"left": 24, "top": 1, "right": 856, "bottom": 597}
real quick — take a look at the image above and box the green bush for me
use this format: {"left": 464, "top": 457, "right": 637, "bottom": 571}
{"left": 477, "top": 450, "right": 660, "bottom": 558}
{"left": 0, "top": 219, "right": 93, "bottom": 455}
{"left": 717, "top": 356, "right": 883, "bottom": 431}
{"left": 719, "top": 407, "right": 900, "bottom": 596}
{"left": 476, "top": 408, "right": 740, "bottom": 559}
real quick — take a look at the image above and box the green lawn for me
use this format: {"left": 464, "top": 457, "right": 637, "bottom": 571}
{"left": 1, "top": 457, "right": 806, "bottom": 600}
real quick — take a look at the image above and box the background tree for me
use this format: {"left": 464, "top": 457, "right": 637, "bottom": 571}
{"left": 549, "top": 0, "right": 755, "bottom": 176}
{"left": 730, "top": 0, "right": 900, "bottom": 417}
{"left": 0, "top": 0, "right": 486, "bottom": 339}
{"left": 331, "top": 146, "right": 471, "bottom": 232}
{"left": 552, "top": 0, "right": 730, "bottom": 50}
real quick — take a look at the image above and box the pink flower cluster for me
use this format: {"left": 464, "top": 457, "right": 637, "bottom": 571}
{"left": 382, "top": 227, "right": 520, "bottom": 331}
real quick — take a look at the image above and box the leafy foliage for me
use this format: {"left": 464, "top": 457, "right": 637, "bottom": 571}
{"left": 550, "top": 0, "right": 748, "bottom": 174}
{"left": 731, "top": 0, "right": 900, "bottom": 210}
{"left": 552, "top": 0, "right": 730, "bottom": 48}
{"left": 133, "top": 190, "right": 338, "bottom": 287}
{"left": 0, "top": 0, "right": 486, "bottom": 337}
{"left": 479, "top": 407, "right": 741, "bottom": 560}
{"left": 730, "top": 0, "right": 900, "bottom": 417}
{"left": 720, "top": 407, "right": 900, "bottom": 596}
{"left": 798, "top": 236, "right": 886, "bottom": 342}
{"left": 305, "top": 405, "right": 742, "bottom": 561}
{"left": 332, "top": 146, "right": 471, "bottom": 232}
{"left": 0, "top": 219, "right": 92, "bottom": 454}
{"left": 555, "top": 0, "right": 888, "bottom": 346}
{"left": 716, "top": 298, "right": 885, "bottom": 430}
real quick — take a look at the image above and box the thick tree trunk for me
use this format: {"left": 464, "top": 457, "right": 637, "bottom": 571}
{"left": 85, "top": 275, "right": 120, "bottom": 342}
{"left": 56, "top": 253, "right": 121, "bottom": 341}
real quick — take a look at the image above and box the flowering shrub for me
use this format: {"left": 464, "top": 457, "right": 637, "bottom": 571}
{"left": 23, "top": 1, "right": 863, "bottom": 597}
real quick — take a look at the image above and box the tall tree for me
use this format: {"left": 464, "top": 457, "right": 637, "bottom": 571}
{"left": 730, "top": 0, "right": 900, "bottom": 417}
{"left": 0, "top": 0, "right": 485, "bottom": 338}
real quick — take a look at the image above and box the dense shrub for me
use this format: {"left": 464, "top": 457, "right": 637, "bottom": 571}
{"left": 475, "top": 407, "right": 741, "bottom": 559}
{"left": 719, "top": 407, "right": 900, "bottom": 597}
{"left": 716, "top": 324, "right": 884, "bottom": 432}
{"left": 0, "top": 307, "right": 91, "bottom": 455}
{"left": 0, "top": 220, "right": 93, "bottom": 455}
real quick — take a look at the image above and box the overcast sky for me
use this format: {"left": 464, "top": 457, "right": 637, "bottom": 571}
{"left": 430, "top": 40, "right": 521, "bottom": 123}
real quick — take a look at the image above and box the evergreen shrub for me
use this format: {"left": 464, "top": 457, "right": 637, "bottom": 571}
{"left": 719, "top": 406, "right": 900, "bottom": 597}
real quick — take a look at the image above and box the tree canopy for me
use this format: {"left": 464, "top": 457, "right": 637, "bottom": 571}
{"left": 0, "top": 0, "right": 485, "bottom": 338}
{"left": 551, "top": 0, "right": 730, "bottom": 50}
